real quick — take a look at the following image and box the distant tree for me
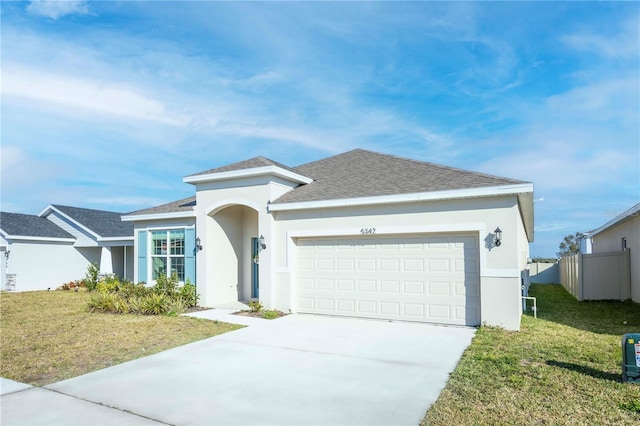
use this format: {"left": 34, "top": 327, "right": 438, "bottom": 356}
{"left": 557, "top": 232, "right": 584, "bottom": 257}
{"left": 531, "top": 257, "right": 557, "bottom": 263}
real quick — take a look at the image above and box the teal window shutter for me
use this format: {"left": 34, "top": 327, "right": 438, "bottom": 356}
{"left": 185, "top": 228, "right": 196, "bottom": 284}
{"left": 137, "top": 230, "right": 148, "bottom": 283}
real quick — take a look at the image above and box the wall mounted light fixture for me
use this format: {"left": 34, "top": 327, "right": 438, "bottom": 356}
{"left": 494, "top": 227, "right": 503, "bottom": 247}
{"left": 259, "top": 234, "right": 267, "bottom": 251}
{"left": 195, "top": 237, "right": 203, "bottom": 251}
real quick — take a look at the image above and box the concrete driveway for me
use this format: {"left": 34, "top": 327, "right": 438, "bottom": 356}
{"left": 1, "top": 314, "right": 475, "bottom": 425}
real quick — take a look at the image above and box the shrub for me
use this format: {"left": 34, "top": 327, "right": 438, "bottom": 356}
{"left": 249, "top": 301, "right": 263, "bottom": 312}
{"left": 140, "top": 293, "right": 171, "bottom": 315}
{"left": 86, "top": 273, "right": 197, "bottom": 316}
{"left": 83, "top": 263, "right": 100, "bottom": 291}
{"left": 262, "top": 310, "right": 280, "bottom": 320}
{"left": 88, "top": 292, "right": 129, "bottom": 313}
{"left": 57, "top": 280, "right": 85, "bottom": 291}
{"left": 95, "top": 275, "right": 121, "bottom": 293}
{"left": 179, "top": 280, "right": 198, "bottom": 307}
{"left": 119, "top": 282, "right": 151, "bottom": 300}
{"left": 154, "top": 273, "right": 179, "bottom": 296}
{"left": 166, "top": 297, "right": 187, "bottom": 317}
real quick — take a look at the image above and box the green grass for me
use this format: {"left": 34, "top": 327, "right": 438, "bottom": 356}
{"left": 423, "top": 284, "right": 640, "bottom": 425}
{"left": 0, "top": 290, "right": 242, "bottom": 386}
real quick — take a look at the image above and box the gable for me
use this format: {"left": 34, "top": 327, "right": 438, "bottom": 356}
{"left": 48, "top": 205, "right": 133, "bottom": 238}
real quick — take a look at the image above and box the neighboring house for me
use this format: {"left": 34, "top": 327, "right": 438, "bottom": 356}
{"left": 579, "top": 203, "right": 639, "bottom": 302}
{"left": 0, "top": 205, "right": 134, "bottom": 291}
{"left": 124, "top": 149, "right": 534, "bottom": 330}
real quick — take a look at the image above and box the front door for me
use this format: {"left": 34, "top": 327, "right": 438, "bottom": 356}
{"left": 251, "top": 237, "right": 259, "bottom": 298}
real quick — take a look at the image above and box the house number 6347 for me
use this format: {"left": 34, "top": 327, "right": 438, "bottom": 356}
{"left": 360, "top": 227, "right": 376, "bottom": 234}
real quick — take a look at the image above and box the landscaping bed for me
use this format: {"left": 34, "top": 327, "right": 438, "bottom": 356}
{"left": 423, "top": 284, "right": 640, "bottom": 425}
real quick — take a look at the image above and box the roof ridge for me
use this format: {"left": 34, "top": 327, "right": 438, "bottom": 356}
{"left": 187, "top": 155, "right": 300, "bottom": 177}
{"left": 51, "top": 204, "right": 125, "bottom": 215}
{"left": 296, "top": 148, "right": 526, "bottom": 184}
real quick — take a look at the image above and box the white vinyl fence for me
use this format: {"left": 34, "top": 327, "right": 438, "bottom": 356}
{"left": 529, "top": 262, "right": 559, "bottom": 284}
{"left": 560, "top": 249, "right": 631, "bottom": 301}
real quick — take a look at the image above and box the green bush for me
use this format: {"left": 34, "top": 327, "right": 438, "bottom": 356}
{"left": 166, "top": 297, "right": 187, "bottom": 317}
{"left": 179, "top": 280, "right": 199, "bottom": 307}
{"left": 95, "top": 275, "right": 122, "bottom": 293}
{"left": 86, "top": 273, "right": 199, "bottom": 316}
{"left": 119, "top": 282, "right": 151, "bottom": 299}
{"left": 154, "top": 273, "right": 179, "bottom": 296}
{"left": 88, "top": 292, "right": 128, "bottom": 313}
{"left": 83, "top": 263, "right": 100, "bottom": 291}
{"left": 249, "top": 301, "right": 263, "bottom": 312}
{"left": 140, "top": 293, "right": 171, "bottom": 315}
{"left": 262, "top": 310, "right": 280, "bottom": 320}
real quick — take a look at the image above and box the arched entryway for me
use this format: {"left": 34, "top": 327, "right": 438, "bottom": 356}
{"left": 205, "top": 204, "right": 259, "bottom": 304}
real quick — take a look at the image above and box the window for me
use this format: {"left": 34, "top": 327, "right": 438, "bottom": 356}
{"left": 151, "top": 229, "right": 185, "bottom": 281}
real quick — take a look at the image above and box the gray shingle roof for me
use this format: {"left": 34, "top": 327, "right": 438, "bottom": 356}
{"left": 52, "top": 205, "right": 133, "bottom": 238}
{"left": 187, "top": 156, "right": 300, "bottom": 177}
{"left": 126, "top": 196, "right": 196, "bottom": 216}
{"left": 273, "top": 149, "right": 527, "bottom": 204}
{"left": 0, "top": 212, "right": 74, "bottom": 239}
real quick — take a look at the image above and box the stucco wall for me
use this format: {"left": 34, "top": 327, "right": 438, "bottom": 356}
{"left": 272, "top": 195, "right": 527, "bottom": 330}
{"left": 591, "top": 215, "right": 639, "bottom": 302}
{"left": 193, "top": 178, "right": 294, "bottom": 307}
{"left": 5, "top": 241, "right": 100, "bottom": 291}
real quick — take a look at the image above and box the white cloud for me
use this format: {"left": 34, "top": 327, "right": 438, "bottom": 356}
{"left": 562, "top": 17, "right": 640, "bottom": 60}
{"left": 26, "top": 0, "right": 89, "bottom": 20}
{"left": 85, "top": 196, "right": 168, "bottom": 207}
{"left": 2, "top": 67, "right": 189, "bottom": 127}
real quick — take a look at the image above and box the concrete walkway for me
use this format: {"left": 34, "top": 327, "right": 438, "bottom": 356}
{"left": 1, "top": 313, "right": 475, "bottom": 425}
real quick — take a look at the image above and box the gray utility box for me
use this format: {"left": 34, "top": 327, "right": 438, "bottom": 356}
{"left": 622, "top": 333, "right": 640, "bottom": 384}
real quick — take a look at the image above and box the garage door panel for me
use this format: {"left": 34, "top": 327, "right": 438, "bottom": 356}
{"left": 380, "top": 280, "right": 401, "bottom": 293}
{"left": 403, "top": 259, "right": 425, "bottom": 272}
{"left": 297, "top": 234, "right": 480, "bottom": 326}
{"left": 404, "top": 280, "right": 425, "bottom": 294}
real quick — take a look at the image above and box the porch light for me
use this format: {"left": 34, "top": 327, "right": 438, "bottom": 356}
{"left": 259, "top": 234, "right": 267, "bottom": 251}
{"left": 196, "top": 237, "right": 203, "bottom": 251}
{"left": 494, "top": 227, "right": 503, "bottom": 247}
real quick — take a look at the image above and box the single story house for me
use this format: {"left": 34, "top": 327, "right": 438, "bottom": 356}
{"left": 124, "top": 149, "right": 534, "bottom": 330}
{"left": 580, "top": 203, "right": 639, "bottom": 302}
{"left": 0, "top": 205, "right": 134, "bottom": 291}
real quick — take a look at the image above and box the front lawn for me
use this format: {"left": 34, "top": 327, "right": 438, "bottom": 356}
{"left": 0, "top": 290, "right": 242, "bottom": 386}
{"left": 423, "top": 284, "right": 640, "bottom": 425}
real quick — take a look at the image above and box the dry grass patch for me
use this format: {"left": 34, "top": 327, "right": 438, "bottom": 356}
{"left": 1, "top": 290, "right": 242, "bottom": 386}
{"left": 423, "top": 284, "right": 640, "bottom": 425}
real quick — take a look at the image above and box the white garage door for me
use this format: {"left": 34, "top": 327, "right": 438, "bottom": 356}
{"left": 296, "top": 234, "right": 480, "bottom": 326}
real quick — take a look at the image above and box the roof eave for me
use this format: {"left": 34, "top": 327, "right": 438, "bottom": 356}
{"left": 121, "top": 211, "right": 197, "bottom": 222}
{"left": 517, "top": 191, "right": 535, "bottom": 243}
{"left": 1, "top": 235, "right": 76, "bottom": 243}
{"left": 183, "top": 166, "right": 313, "bottom": 185}
{"left": 270, "top": 183, "right": 534, "bottom": 212}
{"left": 589, "top": 202, "right": 640, "bottom": 237}
{"left": 97, "top": 236, "right": 135, "bottom": 242}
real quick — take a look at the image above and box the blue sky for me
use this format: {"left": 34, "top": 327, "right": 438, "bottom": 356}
{"left": 1, "top": 1, "right": 638, "bottom": 257}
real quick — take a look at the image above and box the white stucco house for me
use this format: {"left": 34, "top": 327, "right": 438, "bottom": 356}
{"left": 124, "top": 149, "right": 534, "bottom": 330}
{"left": 0, "top": 205, "right": 134, "bottom": 291}
{"left": 580, "top": 203, "right": 639, "bottom": 302}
